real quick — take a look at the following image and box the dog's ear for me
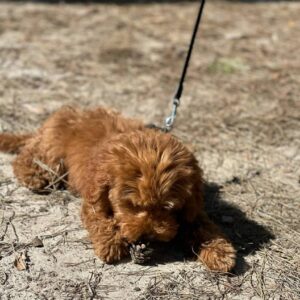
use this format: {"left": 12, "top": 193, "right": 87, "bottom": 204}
{"left": 182, "top": 175, "right": 205, "bottom": 223}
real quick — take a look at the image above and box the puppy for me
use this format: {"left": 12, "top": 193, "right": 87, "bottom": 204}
{"left": 0, "top": 106, "right": 236, "bottom": 272}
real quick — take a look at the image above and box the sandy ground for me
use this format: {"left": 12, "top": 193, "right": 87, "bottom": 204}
{"left": 0, "top": 0, "right": 299, "bottom": 299}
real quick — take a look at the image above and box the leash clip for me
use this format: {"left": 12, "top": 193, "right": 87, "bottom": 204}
{"left": 164, "top": 97, "right": 180, "bottom": 132}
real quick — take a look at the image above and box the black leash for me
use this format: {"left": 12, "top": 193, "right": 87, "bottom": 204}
{"left": 163, "top": 0, "right": 206, "bottom": 132}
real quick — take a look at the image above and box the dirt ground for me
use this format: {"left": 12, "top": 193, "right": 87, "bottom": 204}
{"left": 0, "top": 0, "right": 299, "bottom": 299}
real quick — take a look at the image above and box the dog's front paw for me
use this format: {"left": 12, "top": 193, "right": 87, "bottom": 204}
{"left": 95, "top": 239, "right": 129, "bottom": 264}
{"left": 198, "top": 238, "right": 236, "bottom": 272}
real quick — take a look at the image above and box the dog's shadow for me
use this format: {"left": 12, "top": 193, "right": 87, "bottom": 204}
{"left": 150, "top": 182, "right": 274, "bottom": 275}
{"left": 202, "top": 182, "right": 274, "bottom": 274}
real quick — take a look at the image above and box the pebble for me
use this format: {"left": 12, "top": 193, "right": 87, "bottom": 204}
{"left": 30, "top": 236, "right": 44, "bottom": 248}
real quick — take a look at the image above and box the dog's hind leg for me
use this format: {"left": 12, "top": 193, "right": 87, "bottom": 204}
{"left": 12, "top": 134, "right": 66, "bottom": 192}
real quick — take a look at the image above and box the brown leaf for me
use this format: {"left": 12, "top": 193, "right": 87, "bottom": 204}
{"left": 14, "top": 252, "right": 28, "bottom": 271}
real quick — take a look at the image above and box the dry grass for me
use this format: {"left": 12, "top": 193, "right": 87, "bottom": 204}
{"left": 0, "top": 1, "right": 299, "bottom": 299}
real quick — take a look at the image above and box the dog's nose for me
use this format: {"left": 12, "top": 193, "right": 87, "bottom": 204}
{"left": 138, "top": 234, "right": 148, "bottom": 242}
{"left": 137, "top": 233, "right": 155, "bottom": 242}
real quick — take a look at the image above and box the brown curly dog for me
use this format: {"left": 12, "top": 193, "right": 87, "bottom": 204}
{"left": 0, "top": 106, "right": 236, "bottom": 272}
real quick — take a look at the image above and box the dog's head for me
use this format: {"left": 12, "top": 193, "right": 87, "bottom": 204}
{"left": 86, "top": 130, "right": 204, "bottom": 243}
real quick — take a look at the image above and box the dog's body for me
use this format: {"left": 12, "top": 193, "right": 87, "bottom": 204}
{"left": 0, "top": 106, "right": 235, "bottom": 272}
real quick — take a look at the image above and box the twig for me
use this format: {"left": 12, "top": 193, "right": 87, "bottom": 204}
{"left": 257, "top": 250, "right": 268, "bottom": 300}
{"left": 64, "top": 258, "right": 96, "bottom": 267}
{"left": 33, "top": 159, "right": 59, "bottom": 177}
{"left": 44, "top": 171, "right": 69, "bottom": 191}
{"left": 7, "top": 211, "right": 19, "bottom": 242}
{"left": 87, "top": 272, "right": 102, "bottom": 300}
{"left": 40, "top": 227, "right": 80, "bottom": 239}
{"left": 33, "top": 159, "right": 68, "bottom": 189}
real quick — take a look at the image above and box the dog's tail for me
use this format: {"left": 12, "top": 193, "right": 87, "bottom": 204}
{"left": 0, "top": 133, "right": 32, "bottom": 154}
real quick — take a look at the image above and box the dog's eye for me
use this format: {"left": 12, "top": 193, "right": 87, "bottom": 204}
{"left": 122, "top": 185, "right": 135, "bottom": 197}
{"left": 133, "top": 170, "right": 143, "bottom": 180}
{"left": 163, "top": 199, "right": 182, "bottom": 211}
{"left": 123, "top": 199, "right": 140, "bottom": 211}
{"left": 124, "top": 199, "right": 134, "bottom": 207}
{"left": 163, "top": 202, "right": 175, "bottom": 210}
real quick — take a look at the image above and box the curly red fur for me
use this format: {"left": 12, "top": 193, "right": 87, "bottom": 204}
{"left": 0, "top": 106, "right": 236, "bottom": 272}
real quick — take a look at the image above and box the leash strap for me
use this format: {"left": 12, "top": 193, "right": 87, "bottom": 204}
{"left": 164, "top": 0, "right": 206, "bottom": 132}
